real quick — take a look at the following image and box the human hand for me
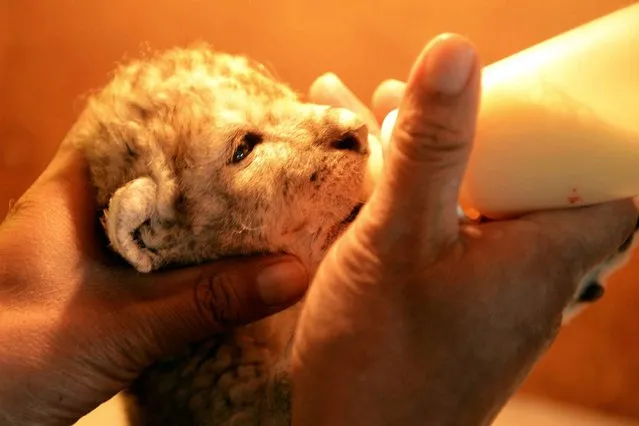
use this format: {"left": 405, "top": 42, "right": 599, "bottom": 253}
{"left": 0, "top": 144, "right": 308, "bottom": 425}
{"left": 292, "top": 33, "right": 637, "bottom": 426}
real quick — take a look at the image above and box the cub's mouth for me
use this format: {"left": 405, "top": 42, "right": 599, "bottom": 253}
{"left": 323, "top": 202, "right": 365, "bottom": 249}
{"left": 343, "top": 202, "right": 364, "bottom": 224}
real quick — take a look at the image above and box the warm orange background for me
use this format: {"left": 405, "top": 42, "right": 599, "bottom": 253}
{"left": 2, "top": 0, "right": 639, "bottom": 421}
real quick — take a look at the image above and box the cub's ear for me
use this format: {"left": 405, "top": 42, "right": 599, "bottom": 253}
{"left": 104, "top": 176, "right": 161, "bottom": 273}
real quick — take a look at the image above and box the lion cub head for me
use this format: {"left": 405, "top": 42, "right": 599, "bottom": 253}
{"left": 69, "top": 45, "right": 369, "bottom": 272}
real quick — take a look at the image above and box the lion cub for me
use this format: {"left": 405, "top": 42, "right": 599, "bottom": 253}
{"left": 68, "top": 44, "right": 634, "bottom": 425}
{"left": 68, "top": 44, "right": 368, "bottom": 425}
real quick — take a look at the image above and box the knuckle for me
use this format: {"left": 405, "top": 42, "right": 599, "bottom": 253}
{"left": 393, "top": 112, "right": 471, "bottom": 164}
{"left": 195, "top": 272, "right": 243, "bottom": 329}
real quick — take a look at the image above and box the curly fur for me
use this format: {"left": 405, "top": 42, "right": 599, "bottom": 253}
{"left": 67, "top": 43, "right": 636, "bottom": 425}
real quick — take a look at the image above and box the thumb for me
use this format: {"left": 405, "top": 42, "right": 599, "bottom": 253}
{"left": 130, "top": 255, "right": 308, "bottom": 354}
{"left": 368, "top": 34, "right": 481, "bottom": 252}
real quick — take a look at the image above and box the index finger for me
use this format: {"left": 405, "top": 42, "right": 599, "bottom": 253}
{"left": 525, "top": 199, "right": 637, "bottom": 282}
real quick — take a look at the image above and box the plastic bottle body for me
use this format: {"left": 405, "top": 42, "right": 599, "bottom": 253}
{"left": 376, "top": 4, "right": 639, "bottom": 219}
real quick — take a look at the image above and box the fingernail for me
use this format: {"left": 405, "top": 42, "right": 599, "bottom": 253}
{"left": 423, "top": 33, "right": 476, "bottom": 95}
{"left": 257, "top": 259, "right": 309, "bottom": 306}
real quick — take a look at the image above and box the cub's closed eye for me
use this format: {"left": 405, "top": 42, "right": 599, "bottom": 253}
{"left": 231, "top": 132, "right": 263, "bottom": 164}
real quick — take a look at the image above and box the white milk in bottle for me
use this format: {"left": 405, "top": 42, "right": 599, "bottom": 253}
{"left": 375, "top": 3, "right": 639, "bottom": 219}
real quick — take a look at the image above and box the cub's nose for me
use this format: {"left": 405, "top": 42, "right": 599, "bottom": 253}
{"left": 322, "top": 107, "right": 369, "bottom": 154}
{"left": 330, "top": 123, "right": 368, "bottom": 153}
